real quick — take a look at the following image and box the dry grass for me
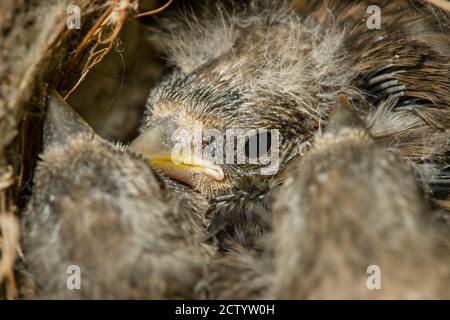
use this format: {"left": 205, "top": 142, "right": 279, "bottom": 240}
{"left": 0, "top": 167, "right": 20, "bottom": 299}
{"left": 65, "top": 0, "right": 173, "bottom": 99}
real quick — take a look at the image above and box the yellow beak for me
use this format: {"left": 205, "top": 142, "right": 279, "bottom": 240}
{"left": 127, "top": 117, "right": 224, "bottom": 186}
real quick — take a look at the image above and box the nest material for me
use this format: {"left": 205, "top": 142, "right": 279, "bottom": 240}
{"left": 0, "top": 0, "right": 169, "bottom": 299}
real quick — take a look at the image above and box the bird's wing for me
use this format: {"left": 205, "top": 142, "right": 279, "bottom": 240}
{"left": 296, "top": 0, "right": 450, "bottom": 207}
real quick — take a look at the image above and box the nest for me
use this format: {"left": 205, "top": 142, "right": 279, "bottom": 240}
{"left": 0, "top": 0, "right": 172, "bottom": 299}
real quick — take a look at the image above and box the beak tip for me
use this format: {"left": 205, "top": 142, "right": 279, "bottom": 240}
{"left": 209, "top": 166, "right": 225, "bottom": 181}
{"left": 128, "top": 117, "right": 226, "bottom": 185}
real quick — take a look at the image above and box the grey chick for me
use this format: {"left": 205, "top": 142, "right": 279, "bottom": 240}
{"left": 129, "top": 0, "right": 450, "bottom": 253}
{"left": 125, "top": 0, "right": 450, "bottom": 298}
{"left": 21, "top": 90, "right": 212, "bottom": 299}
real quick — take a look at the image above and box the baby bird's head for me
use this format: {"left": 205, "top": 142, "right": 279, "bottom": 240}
{"left": 129, "top": 1, "right": 353, "bottom": 198}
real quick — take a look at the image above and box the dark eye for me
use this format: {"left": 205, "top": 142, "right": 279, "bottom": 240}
{"left": 245, "top": 131, "right": 272, "bottom": 160}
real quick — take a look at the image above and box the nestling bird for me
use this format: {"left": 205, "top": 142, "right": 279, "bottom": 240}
{"left": 129, "top": 0, "right": 449, "bottom": 298}
{"left": 129, "top": 0, "right": 449, "bottom": 248}
{"left": 20, "top": 0, "right": 450, "bottom": 299}
{"left": 21, "top": 91, "right": 212, "bottom": 299}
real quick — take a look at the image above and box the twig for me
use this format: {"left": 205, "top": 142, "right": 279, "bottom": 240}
{"left": 134, "top": 0, "right": 173, "bottom": 18}
{"left": 64, "top": 0, "right": 174, "bottom": 99}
